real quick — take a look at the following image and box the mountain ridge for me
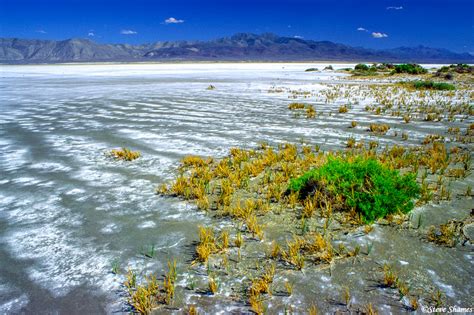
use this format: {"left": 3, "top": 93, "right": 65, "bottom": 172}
{"left": 1, "top": 33, "right": 473, "bottom": 64}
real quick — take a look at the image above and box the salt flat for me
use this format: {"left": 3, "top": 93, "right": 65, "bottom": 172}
{"left": 0, "top": 63, "right": 471, "bottom": 314}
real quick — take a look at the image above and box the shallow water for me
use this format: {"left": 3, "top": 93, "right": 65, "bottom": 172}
{"left": 0, "top": 63, "right": 472, "bottom": 314}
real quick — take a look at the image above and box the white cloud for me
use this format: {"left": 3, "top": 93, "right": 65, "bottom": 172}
{"left": 372, "top": 32, "right": 388, "bottom": 38}
{"left": 386, "top": 6, "right": 403, "bottom": 10}
{"left": 164, "top": 17, "right": 184, "bottom": 24}
{"left": 357, "top": 27, "right": 368, "bottom": 32}
{"left": 36, "top": 30, "right": 47, "bottom": 34}
{"left": 120, "top": 29, "right": 137, "bottom": 35}
{"left": 87, "top": 32, "right": 95, "bottom": 37}
{"left": 294, "top": 35, "right": 303, "bottom": 39}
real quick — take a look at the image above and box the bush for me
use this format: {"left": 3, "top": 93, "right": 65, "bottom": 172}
{"left": 444, "top": 73, "right": 454, "bottom": 80}
{"left": 288, "top": 157, "right": 420, "bottom": 222}
{"left": 355, "top": 64, "right": 369, "bottom": 71}
{"left": 412, "top": 80, "right": 455, "bottom": 90}
{"left": 392, "top": 64, "right": 427, "bottom": 75}
{"left": 438, "top": 66, "right": 450, "bottom": 73}
{"left": 352, "top": 63, "right": 379, "bottom": 76}
{"left": 453, "top": 64, "right": 473, "bottom": 73}
{"left": 436, "top": 64, "right": 473, "bottom": 75}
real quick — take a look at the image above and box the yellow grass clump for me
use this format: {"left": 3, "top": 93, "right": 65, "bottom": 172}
{"left": 288, "top": 102, "right": 306, "bottom": 110}
{"left": 368, "top": 123, "right": 390, "bottom": 134}
{"left": 109, "top": 147, "right": 141, "bottom": 161}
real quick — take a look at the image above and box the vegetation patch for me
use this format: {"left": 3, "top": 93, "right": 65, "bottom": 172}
{"left": 147, "top": 73, "right": 473, "bottom": 312}
{"left": 391, "top": 64, "right": 427, "bottom": 75}
{"left": 411, "top": 80, "right": 455, "bottom": 91}
{"left": 368, "top": 123, "right": 390, "bottom": 134}
{"left": 148, "top": 136, "right": 469, "bottom": 313}
{"left": 351, "top": 63, "right": 378, "bottom": 76}
{"left": 288, "top": 102, "right": 306, "bottom": 110}
{"left": 288, "top": 102, "right": 317, "bottom": 118}
{"left": 436, "top": 63, "right": 473, "bottom": 74}
{"left": 338, "top": 105, "right": 349, "bottom": 113}
{"left": 123, "top": 259, "right": 177, "bottom": 314}
{"left": 351, "top": 63, "right": 394, "bottom": 76}
{"left": 109, "top": 147, "right": 141, "bottom": 161}
{"left": 427, "top": 214, "right": 473, "bottom": 247}
{"left": 288, "top": 157, "right": 420, "bottom": 222}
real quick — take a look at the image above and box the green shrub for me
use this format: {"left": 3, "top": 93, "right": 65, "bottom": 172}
{"left": 412, "top": 80, "right": 455, "bottom": 90}
{"left": 352, "top": 63, "right": 379, "bottom": 76}
{"left": 355, "top": 64, "right": 369, "bottom": 71}
{"left": 436, "top": 64, "right": 473, "bottom": 75}
{"left": 438, "top": 66, "right": 450, "bottom": 73}
{"left": 288, "top": 157, "right": 420, "bottom": 222}
{"left": 392, "top": 64, "right": 427, "bottom": 75}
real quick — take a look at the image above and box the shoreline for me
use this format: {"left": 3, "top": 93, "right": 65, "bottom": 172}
{"left": 0, "top": 60, "right": 462, "bottom": 66}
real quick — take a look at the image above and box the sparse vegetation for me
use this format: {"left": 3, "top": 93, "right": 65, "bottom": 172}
{"left": 436, "top": 63, "right": 473, "bottom": 75}
{"left": 123, "top": 259, "right": 178, "bottom": 314}
{"left": 427, "top": 221, "right": 458, "bottom": 247}
{"left": 116, "top": 65, "right": 473, "bottom": 313}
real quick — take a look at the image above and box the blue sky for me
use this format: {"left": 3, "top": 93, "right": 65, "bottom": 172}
{"left": 0, "top": 0, "right": 473, "bottom": 52}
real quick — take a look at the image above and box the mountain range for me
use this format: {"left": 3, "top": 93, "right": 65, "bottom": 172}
{"left": 1, "top": 33, "right": 473, "bottom": 64}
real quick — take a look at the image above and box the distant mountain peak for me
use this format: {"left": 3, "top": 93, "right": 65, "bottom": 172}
{"left": 1, "top": 33, "right": 472, "bottom": 63}
{"left": 63, "top": 38, "right": 94, "bottom": 44}
{"left": 230, "top": 32, "right": 278, "bottom": 40}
